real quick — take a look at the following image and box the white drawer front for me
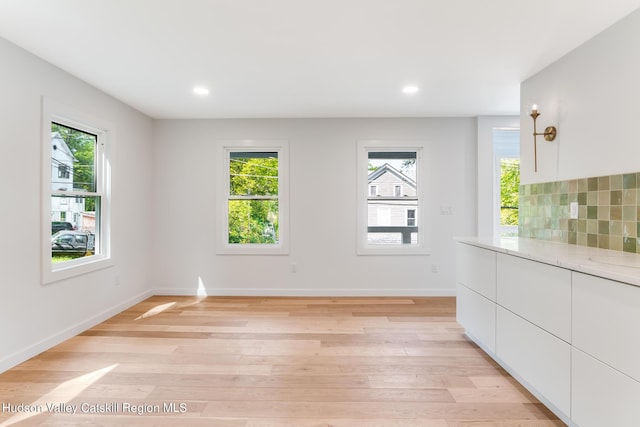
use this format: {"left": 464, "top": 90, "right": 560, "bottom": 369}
{"left": 456, "top": 243, "right": 496, "bottom": 301}
{"left": 572, "top": 272, "right": 640, "bottom": 382}
{"left": 456, "top": 284, "right": 496, "bottom": 354}
{"left": 497, "top": 254, "right": 571, "bottom": 342}
{"left": 496, "top": 307, "right": 571, "bottom": 416}
{"left": 572, "top": 347, "right": 640, "bottom": 427}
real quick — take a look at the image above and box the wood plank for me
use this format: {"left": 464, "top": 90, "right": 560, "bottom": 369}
{"left": 0, "top": 297, "right": 565, "bottom": 426}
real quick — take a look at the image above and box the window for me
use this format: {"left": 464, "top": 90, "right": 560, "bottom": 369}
{"left": 407, "top": 209, "right": 416, "bottom": 226}
{"left": 357, "top": 141, "right": 428, "bottom": 255}
{"left": 217, "top": 141, "right": 289, "bottom": 254}
{"left": 493, "top": 129, "right": 520, "bottom": 236}
{"left": 499, "top": 158, "right": 520, "bottom": 227}
{"left": 58, "top": 164, "right": 70, "bottom": 179}
{"left": 42, "top": 99, "right": 112, "bottom": 284}
{"left": 370, "top": 185, "right": 378, "bottom": 197}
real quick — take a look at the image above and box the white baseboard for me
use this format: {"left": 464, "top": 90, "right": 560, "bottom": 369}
{"left": 154, "top": 287, "right": 456, "bottom": 297}
{"left": 0, "top": 289, "right": 153, "bottom": 374}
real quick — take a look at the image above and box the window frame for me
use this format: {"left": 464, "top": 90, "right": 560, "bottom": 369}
{"left": 493, "top": 128, "right": 520, "bottom": 237}
{"left": 41, "top": 98, "right": 113, "bottom": 284}
{"left": 357, "top": 141, "right": 429, "bottom": 255}
{"left": 216, "top": 140, "right": 289, "bottom": 255}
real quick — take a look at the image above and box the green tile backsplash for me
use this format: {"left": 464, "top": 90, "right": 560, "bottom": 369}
{"left": 519, "top": 172, "right": 640, "bottom": 254}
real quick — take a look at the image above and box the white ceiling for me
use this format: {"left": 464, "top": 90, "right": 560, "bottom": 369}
{"left": 0, "top": 1, "right": 638, "bottom": 119}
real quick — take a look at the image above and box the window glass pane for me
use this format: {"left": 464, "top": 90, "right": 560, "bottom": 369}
{"left": 51, "top": 195, "right": 99, "bottom": 263}
{"left": 229, "top": 152, "right": 278, "bottom": 196}
{"left": 227, "top": 151, "right": 279, "bottom": 246}
{"left": 51, "top": 122, "right": 97, "bottom": 192}
{"left": 367, "top": 152, "right": 418, "bottom": 245}
{"left": 50, "top": 122, "right": 100, "bottom": 266}
{"left": 493, "top": 129, "right": 520, "bottom": 237}
{"left": 500, "top": 158, "right": 520, "bottom": 227}
{"left": 228, "top": 200, "right": 279, "bottom": 244}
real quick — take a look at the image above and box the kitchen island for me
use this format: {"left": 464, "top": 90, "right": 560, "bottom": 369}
{"left": 455, "top": 237, "right": 640, "bottom": 427}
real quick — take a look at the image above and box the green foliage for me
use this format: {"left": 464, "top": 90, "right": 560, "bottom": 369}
{"left": 52, "top": 123, "right": 97, "bottom": 211}
{"left": 402, "top": 158, "right": 416, "bottom": 168}
{"left": 500, "top": 158, "right": 520, "bottom": 226}
{"left": 228, "top": 156, "right": 279, "bottom": 244}
{"left": 230, "top": 156, "right": 278, "bottom": 196}
{"left": 51, "top": 254, "right": 84, "bottom": 264}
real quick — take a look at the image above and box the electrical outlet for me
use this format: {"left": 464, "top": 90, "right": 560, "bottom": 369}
{"left": 290, "top": 263, "right": 297, "bottom": 273}
{"left": 440, "top": 206, "right": 454, "bottom": 216}
{"left": 570, "top": 202, "right": 579, "bottom": 219}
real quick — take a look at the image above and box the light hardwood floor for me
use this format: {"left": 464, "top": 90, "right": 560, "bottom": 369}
{"left": 0, "top": 297, "right": 565, "bottom": 426}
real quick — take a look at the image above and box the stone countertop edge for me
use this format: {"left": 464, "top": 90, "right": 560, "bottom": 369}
{"left": 454, "top": 236, "right": 640, "bottom": 287}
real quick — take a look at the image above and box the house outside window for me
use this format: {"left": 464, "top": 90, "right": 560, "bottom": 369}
{"left": 217, "top": 141, "right": 289, "bottom": 255}
{"left": 357, "top": 141, "right": 428, "bottom": 255}
{"left": 42, "top": 98, "right": 112, "bottom": 284}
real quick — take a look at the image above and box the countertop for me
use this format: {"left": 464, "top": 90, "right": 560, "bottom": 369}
{"left": 455, "top": 236, "right": 640, "bottom": 287}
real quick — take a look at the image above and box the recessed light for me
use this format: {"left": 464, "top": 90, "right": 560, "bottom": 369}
{"left": 193, "top": 86, "right": 210, "bottom": 96}
{"left": 402, "top": 85, "right": 419, "bottom": 94}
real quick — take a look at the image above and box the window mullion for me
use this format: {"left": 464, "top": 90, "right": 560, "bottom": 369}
{"left": 228, "top": 195, "right": 278, "bottom": 201}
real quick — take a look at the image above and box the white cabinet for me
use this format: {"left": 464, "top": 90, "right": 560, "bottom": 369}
{"left": 456, "top": 240, "right": 640, "bottom": 427}
{"left": 572, "top": 348, "right": 640, "bottom": 427}
{"left": 497, "top": 253, "right": 571, "bottom": 342}
{"left": 572, "top": 272, "right": 640, "bottom": 427}
{"left": 573, "top": 272, "right": 640, "bottom": 382}
{"left": 456, "top": 242, "right": 496, "bottom": 300}
{"left": 455, "top": 243, "right": 496, "bottom": 353}
{"left": 456, "top": 284, "right": 496, "bottom": 354}
{"left": 496, "top": 307, "right": 571, "bottom": 416}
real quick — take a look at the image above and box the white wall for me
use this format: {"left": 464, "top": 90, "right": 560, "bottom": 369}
{"left": 0, "top": 37, "right": 155, "bottom": 372}
{"left": 520, "top": 8, "right": 640, "bottom": 184}
{"left": 152, "top": 118, "right": 477, "bottom": 296}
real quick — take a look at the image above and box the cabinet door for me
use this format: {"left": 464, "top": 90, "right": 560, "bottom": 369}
{"left": 496, "top": 307, "right": 570, "bottom": 417}
{"left": 456, "top": 283, "right": 495, "bottom": 354}
{"left": 572, "top": 347, "right": 640, "bottom": 427}
{"left": 572, "top": 272, "right": 640, "bottom": 382}
{"left": 456, "top": 243, "right": 496, "bottom": 301}
{"left": 497, "top": 254, "right": 571, "bottom": 342}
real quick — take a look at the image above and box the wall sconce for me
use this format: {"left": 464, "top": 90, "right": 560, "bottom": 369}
{"left": 529, "top": 104, "right": 557, "bottom": 172}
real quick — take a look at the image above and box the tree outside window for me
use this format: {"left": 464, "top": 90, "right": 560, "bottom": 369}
{"left": 500, "top": 158, "right": 520, "bottom": 227}
{"left": 228, "top": 152, "right": 279, "bottom": 244}
{"left": 493, "top": 128, "right": 520, "bottom": 237}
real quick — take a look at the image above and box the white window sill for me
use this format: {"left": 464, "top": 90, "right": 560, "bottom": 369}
{"left": 43, "top": 255, "right": 114, "bottom": 285}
